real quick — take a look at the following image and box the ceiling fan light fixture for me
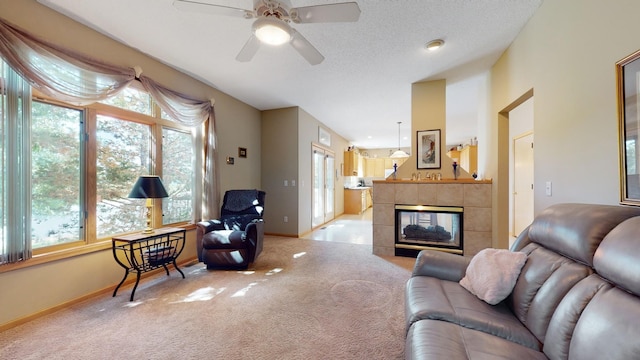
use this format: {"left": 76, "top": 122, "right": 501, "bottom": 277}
{"left": 425, "top": 39, "right": 445, "bottom": 51}
{"left": 253, "top": 17, "right": 291, "bottom": 45}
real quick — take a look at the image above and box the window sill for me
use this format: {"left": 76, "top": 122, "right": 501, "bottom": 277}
{"left": 0, "top": 223, "right": 196, "bottom": 274}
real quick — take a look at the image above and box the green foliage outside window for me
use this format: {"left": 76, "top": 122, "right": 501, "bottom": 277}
{"left": 162, "top": 128, "right": 194, "bottom": 224}
{"left": 31, "top": 101, "right": 82, "bottom": 248}
{"left": 96, "top": 114, "right": 150, "bottom": 237}
{"left": 99, "top": 86, "right": 152, "bottom": 115}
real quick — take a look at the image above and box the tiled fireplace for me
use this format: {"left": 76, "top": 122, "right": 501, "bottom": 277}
{"left": 372, "top": 179, "right": 492, "bottom": 257}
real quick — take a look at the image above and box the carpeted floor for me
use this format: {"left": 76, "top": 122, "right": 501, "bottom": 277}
{"left": 0, "top": 236, "right": 415, "bottom": 360}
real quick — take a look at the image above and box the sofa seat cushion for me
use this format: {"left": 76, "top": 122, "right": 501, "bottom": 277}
{"left": 405, "top": 276, "right": 541, "bottom": 350}
{"left": 406, "top": 320, "right": 548, "bottom": 360}
{"left": 201, "top": 230, "right": 245, "bottom": 250}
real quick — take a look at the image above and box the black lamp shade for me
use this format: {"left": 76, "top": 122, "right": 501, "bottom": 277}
{"left": 128, "top": 175, "right": 169, "bottom": 199}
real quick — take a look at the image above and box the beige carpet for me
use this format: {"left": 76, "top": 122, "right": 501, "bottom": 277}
{"left": 0, "top": 236, "right": 415, "bottom": 360}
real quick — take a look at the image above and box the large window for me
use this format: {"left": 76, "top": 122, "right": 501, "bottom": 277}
{"left": 1, "top": 59, "right": 197, "bottom": 264}
{"left": 31, "top": 101, "right": 83, "bottom": 249}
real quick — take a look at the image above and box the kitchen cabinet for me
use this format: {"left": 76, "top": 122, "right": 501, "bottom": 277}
{"left": 344, "top": 188, "right": 370, "bottom": 214}
{"left": 460, "top": 145, "right": 477, "bottom": 173}
{"left": 360, "top": 157, "right": 407, "bottom": 178}
{"left": 363, "top": 158, "right": 386, "bottom": 177}
{"left": 446, "top": 149, "right": 460, "bottom": 162}
{"left": 344, "top": 151, "right": 359, "bottom": 176}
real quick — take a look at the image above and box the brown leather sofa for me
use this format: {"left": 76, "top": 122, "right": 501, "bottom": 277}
{"left": 404, "top": 203, "right": 640, "bottom": 359}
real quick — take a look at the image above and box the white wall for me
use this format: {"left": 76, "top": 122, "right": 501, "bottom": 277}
{"left": 489, "top": 0, "right": 640, "bottom": 247}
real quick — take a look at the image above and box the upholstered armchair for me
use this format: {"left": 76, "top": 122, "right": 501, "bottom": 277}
{"left": 196, "top": 189, "right": 266, "bottom": 269}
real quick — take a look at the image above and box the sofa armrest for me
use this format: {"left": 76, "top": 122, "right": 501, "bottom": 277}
{"left": 244, "top": 220, "right": 264, "bottom": 262}
{"left": 196, "top": 220, "right": 225, "bottom": 234}
{"left": 195, "top": 220, "right": 226, "bottom": 262}
{"left": 412, "top": 250, "right": 471, "bottom": 282}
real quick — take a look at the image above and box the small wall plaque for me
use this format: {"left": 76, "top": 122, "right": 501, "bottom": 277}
{"left": 239, "top": 147, "right": 247, "bottom": 158}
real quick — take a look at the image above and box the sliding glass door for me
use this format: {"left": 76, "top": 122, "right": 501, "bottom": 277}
{"left": 312, "top": 145, "right": 335, "bottom": 228}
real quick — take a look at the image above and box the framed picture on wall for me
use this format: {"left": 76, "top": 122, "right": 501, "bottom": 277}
{"left": 617, "top": 49, "right": 640, "bottom": 205}
{"left": 417, "top": 129, "right": 441, "bottom": 169}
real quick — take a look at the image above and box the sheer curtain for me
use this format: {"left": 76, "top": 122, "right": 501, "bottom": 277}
{"left": 138, "top": 76, "right": 219, "bottom": 220}
{"left": 0, "top": 17, "right": 219, "bottom": 263}
{"left": 0, "top": 18, "right": 135, "bottom": 105}
{"left": 0, "top": 61, "right": 32, "bottom": 264}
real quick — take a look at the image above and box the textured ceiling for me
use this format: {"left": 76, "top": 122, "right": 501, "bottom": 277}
{"left": 38, "top": 0, "right": 542, "bottom": 150}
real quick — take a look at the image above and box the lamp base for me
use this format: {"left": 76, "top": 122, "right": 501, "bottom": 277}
{"left": 142, "top": 203, "right": 154, "bottom": 234}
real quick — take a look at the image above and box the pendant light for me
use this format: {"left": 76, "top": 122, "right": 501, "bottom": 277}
{"left": 390, "top": 121, "right": 409, "bottom": 158}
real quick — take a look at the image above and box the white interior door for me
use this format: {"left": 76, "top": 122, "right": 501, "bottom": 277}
{"left": 513, "top": 132, "right": 534, "bottom": 237}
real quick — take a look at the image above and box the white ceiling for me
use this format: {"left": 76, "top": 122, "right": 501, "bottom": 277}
{"left": 38, "top": 0, "right": 541, "bottom": 150}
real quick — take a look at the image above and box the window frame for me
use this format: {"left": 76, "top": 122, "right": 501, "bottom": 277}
{"left": 161, "top": 126, "right": 195, "bottom": 225}
{"left": 2, "top": 87, "right": 197, "bottom": 269}
{"left": 30, "top": 98, "right": 86, "bottom": 254}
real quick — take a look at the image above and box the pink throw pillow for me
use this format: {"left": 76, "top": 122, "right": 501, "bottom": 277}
{"left": 459, "top": 248, "right": 527, "bottom": 305}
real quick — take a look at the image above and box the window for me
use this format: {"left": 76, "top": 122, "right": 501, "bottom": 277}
{"left": 31, "top": 101, "right": 83, "bottom": 248}
{"left": 1, "top": 57, "right": 200, "bottom": 266}
{"left": 626, "top": 138, "right": 636, "bottom": 175}
{"left": 162, "top": 127, "right": 194, "bottom": 224}
{"left": 96, "top": 114, "right": 151, "bottom": 238}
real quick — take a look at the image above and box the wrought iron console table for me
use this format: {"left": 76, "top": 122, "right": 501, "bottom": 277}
{"left": 112, "top": 227, "right": 186, "bottom": 301}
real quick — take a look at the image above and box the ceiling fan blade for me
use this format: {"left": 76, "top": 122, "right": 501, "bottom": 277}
{"left": 290, "top": 29, "right": 324, "bottom": 65}
{"left": 291, "top": 2, "right": 361, "bottom": 24}
{"left": 236, "top": 34, "right": 261, "bottom": 62}
{"left": 172, "top": 0, "right": 253, "bottom": 18}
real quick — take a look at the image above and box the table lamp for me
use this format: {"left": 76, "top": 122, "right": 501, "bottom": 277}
{"left": 128, "top": 175, "right": 169, "bottom": 234}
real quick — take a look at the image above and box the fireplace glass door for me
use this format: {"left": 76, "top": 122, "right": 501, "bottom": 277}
{"left": 395, "top": 205, "right": 463, "bottom": 256}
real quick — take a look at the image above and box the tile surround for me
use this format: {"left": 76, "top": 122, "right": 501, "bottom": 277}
{"left": 372, "top": 179, "right": 492, "bottom": 257}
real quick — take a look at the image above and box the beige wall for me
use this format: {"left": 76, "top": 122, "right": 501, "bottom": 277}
{"left": 404, "top": 80, "right": 472, "bottom": 180}
{"left": 0, "top": 0, "right": 261, "bottom": 328}
{"left": 488, "top": 0, "right": 640, "bottom": 248}
{"left": 298, "top": 108, "right": 348, "bottom": 234}
{"left": 261, "top": 107, "right": 299, "bottom": 235}
{"left": 262, "top": 107, "right": 348, "bottom": 236}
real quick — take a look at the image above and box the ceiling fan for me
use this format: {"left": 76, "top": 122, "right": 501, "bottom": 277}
{"left": 173, "top": 0, "right": 361, "bottom": 65}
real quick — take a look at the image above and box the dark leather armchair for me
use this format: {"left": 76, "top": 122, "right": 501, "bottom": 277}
{"left": 196, "top": 189, "right": 266, "bottom": 269}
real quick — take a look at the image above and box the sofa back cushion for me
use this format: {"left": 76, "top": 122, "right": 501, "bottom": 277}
{"left": 526, "top": 203, "right": 640, "bottom": 266}
{"left": 508, "top": 244, "right": 590, "bottom": 344}
{"left": 543, "top": 216, "right": 640, "bottom": 360}
{"left": 507, "top": 203, "right": 640, "bottom": 345}
{"left": 593, "top": 216, "right": 640, "bottom": 295}
{"left": 221, "top": 189, "right": 266, "bottom": 217}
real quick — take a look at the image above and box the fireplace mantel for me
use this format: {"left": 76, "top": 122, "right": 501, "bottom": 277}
{"left": 372, "top": 179, "right": 493, "bottom": 257}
